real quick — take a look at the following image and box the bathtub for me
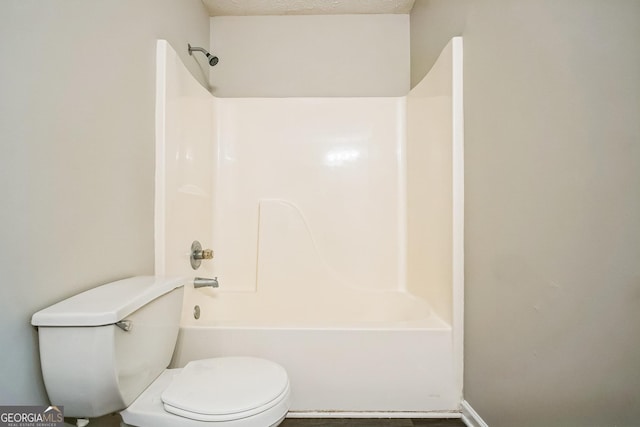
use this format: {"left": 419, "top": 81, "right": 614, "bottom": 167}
{"left": 171, "top": 286, "right": 460, "bottom": 416}
{"left": 156, "top": 38, "right": 464, "bottom": 417}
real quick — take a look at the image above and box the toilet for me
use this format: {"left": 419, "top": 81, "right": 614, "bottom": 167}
{"left": 31, "top": 276, "right": 290, "bottom": 427}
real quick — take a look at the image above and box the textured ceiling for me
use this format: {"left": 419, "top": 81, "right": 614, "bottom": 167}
{"left": 202, "top": 0, "right": 416, "bottom": 16}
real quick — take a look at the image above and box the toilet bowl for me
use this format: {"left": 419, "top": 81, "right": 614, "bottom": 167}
{"left": 122, "top": 357, "right": 290, "bottom": 427}
{"left": 31, "top": 277, "right": 290, "bottom": 427}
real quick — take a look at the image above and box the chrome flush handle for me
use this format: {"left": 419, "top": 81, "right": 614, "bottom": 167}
{"left": 115, "top": 320, "right": 132, "bottom": 332}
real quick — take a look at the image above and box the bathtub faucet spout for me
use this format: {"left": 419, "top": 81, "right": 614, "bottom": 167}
{"left": 194, "top": 277, "right": 219, "bottom": 289}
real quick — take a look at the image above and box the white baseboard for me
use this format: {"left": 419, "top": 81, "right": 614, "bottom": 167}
{"left": 461, "top": 400, "right": 489, "bottom": 427}
{"left": 287, "top": 411, "right": 462, "bottom": 419}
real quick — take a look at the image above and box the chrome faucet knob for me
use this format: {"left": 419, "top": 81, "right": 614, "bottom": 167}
{"left": 190, "top": 240, "right": 214, "bottom": 269}
{"left": 200, "top": 249, "right": 214, "bottom": 260}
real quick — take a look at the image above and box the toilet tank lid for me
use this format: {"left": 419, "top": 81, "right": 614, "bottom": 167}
{"left": 31, "top": 276, "right": 186, "bottom": 327}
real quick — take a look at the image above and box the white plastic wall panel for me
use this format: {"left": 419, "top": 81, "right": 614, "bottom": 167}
{"left": 213, "top": 97, "right": 404, "bottom": 293}
{"left": 155, "top": 40, "right": 215, "bottom": 278}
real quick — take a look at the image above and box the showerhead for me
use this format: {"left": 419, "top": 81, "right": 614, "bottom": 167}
{"left": 207, "top": 53, "right": 219, "bottom": 67}
{"left": 188, "top": 43, "right": 219, "bottom": 67}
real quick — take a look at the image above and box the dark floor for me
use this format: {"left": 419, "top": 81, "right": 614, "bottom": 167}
{"left": 83, "top": 413, "right": 467, "bottom": 427}
{"left": 281, "top": 419, "right": 465, "bottom": 427}
{"left": 80, "top": 414, "right": 466, "bottom": 427}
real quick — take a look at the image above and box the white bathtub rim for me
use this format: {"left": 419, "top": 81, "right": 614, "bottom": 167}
{"left": 179, "top": 323, "right": 452, "bottom": 331}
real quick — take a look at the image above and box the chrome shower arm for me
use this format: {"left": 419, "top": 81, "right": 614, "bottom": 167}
{"left": 188, "top": 43, "right": 219, "bottom": 67}
{"left": 188, "top": 45, "right": 208, "bottom": 55}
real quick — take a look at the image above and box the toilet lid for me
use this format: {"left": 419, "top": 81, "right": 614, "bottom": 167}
{"left": 161, "top": 357, "right": 289, "bottom": 421}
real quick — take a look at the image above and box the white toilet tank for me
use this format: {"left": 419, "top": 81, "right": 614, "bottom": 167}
{"left": 31, "top": 276, "right": 186, "bottom": 418}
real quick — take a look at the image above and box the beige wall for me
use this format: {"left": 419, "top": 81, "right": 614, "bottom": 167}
{"left": 410, "top": 0, "right": 469, "bottom": 88}
{"left": 209, "top": 15, "right": 409, "bottom": 97}
{"left": 412, "top": 0, "right": 640, "bottom": 425}
{"left": 0, "top": 0, "right": 209, "bottom": 409}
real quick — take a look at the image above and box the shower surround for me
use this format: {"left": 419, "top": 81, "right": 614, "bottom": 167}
{"left": 155, "top": 39, "right": 463, "bottom": 417}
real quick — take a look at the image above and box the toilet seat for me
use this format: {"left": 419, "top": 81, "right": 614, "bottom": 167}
{"left": 120, "top": 357, "right": 290, "bottom": 427}
{"left": 162, "top": 357, "right": 290, "bottom": 422}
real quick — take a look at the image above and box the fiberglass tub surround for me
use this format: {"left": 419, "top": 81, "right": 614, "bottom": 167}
{"left": 155, "top": 39, "right": 463, "bottom": 415}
